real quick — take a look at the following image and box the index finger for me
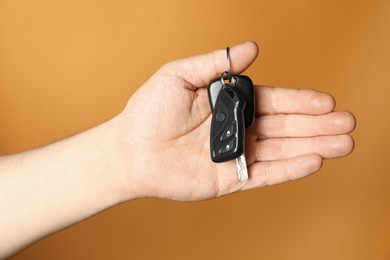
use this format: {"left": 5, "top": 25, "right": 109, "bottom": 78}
{"left": 255, "top": 86, "right": 335, "bottom": 115}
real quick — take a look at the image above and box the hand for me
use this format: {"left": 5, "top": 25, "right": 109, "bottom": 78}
{"left": 0, "top": 42, "right": 356, "bottom": 257}
{"left": 116, "top": 41, "right": 355, "bottom": 201}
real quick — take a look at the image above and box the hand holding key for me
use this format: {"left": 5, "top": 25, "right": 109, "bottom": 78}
{"left": 119, "top": 41, "right": 356, "bottom": 201}
{"left": 0, "top": 42, "right": 357, "bottom": 257}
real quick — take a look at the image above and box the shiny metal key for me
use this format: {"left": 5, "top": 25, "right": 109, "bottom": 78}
{"left": 236, "top": 153, "right": 249, "bottom": 182}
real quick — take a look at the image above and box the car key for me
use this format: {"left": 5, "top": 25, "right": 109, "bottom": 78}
{"left": 209, "top": 82, "right": 249, "bottom": 182}
{"left": 208, "top": 47, "right": 254, "bottom": 182}
{"left": 210, "top": 84, "right": 245, "bottom": 162}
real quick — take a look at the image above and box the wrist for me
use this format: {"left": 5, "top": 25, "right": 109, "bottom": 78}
{"left": 105, "top": 113, "right": 145, "bottom": 202}
{"left": 110, "top": 109, "right": 162, "bottom": 202}
{"left": 91, "top": 115, "right": 135, "bottom": 203}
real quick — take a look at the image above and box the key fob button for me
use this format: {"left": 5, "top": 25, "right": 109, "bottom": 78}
{"left": 219, "top": 139, "right": 236, "bottom": 154}
{"left": 221, "top": 123, "right": 235, "bottom": 141}
{"left": 215, "top": 112, "right": 226, "bottom": 122}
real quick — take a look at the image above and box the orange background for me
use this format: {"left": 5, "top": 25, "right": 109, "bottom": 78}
{"left": 1, "top": 0, "right": 390, "bottom": 259}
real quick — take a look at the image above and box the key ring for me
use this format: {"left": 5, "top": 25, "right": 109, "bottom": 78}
{"left": 226, "top": 47, "right": 231, "bottom": 79}
{"left": 220, "top": 47, "right": 235, "bottom": 85}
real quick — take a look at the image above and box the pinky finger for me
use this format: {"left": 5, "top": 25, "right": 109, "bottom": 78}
{"left": 242, "top": 154, "right": 323, "bottom": 191}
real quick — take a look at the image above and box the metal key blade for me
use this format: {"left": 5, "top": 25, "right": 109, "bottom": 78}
{"left": 236, "top": 153, "right": 248, "bottom": 182}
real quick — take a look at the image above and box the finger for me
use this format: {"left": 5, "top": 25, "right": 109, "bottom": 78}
{"left": 159, "top": 41, "right": 259, "bottom": 87}
{"left": 240, "top": 154, "right": 323, "bottom": 191}
{"left": 246, "top": 134, "right": 355, "bottom": 164}
{"left": 248, "top": 111, "right": 356, "bottom": 138}
{"left": 255, "top": 86, "right": 335, "bottom": 115}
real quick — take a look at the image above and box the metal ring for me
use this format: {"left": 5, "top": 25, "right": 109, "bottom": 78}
{"left": 220, "top": 71, "right": 237, "bottom": 86}
{"left": 220, "top": 71, "right": 229, "bottom": 85}
{"left": 226, "top": 47, "right": 231, "bottom": 79}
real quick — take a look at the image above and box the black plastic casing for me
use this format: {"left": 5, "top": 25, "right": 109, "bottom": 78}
{"left": 207, "top": 75, "right": 255, "bottom": 128}
{"left": 210, "top": 86, "right": 246, "bottom": 163}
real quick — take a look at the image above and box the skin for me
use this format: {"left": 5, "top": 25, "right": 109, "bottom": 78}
{"left": 0, "top": 41, "right": 355, "bottom": 258}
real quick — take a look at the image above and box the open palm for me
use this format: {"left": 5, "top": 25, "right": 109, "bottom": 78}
{"left": 118, "top": 42, "right": 355, "bottom": 201}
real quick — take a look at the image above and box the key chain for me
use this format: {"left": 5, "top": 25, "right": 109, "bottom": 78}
{"left": 207, "top": 47, "right": 255, "bottom": 182}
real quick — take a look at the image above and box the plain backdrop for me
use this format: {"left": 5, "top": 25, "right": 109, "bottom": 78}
{"left": 1, "top": 0, "right": 390, "bottom": 259}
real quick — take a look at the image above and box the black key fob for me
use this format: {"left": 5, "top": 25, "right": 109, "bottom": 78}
{"left": 210, "top": 85, "right": 246, "bottom": 163}
{"left": 208, "top": 75, "right": 255, "bottom": 128}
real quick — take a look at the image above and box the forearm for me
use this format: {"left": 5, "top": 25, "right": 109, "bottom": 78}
{"left": 0, "top": 116, "right": 128, "bottom": 258}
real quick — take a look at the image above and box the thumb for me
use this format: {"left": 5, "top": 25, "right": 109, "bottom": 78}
{"left": 159, "top": 41, "right": 259, "bottom": 87}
